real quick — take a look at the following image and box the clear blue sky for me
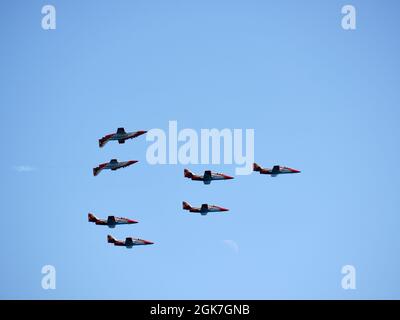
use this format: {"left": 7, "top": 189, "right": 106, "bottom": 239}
{"left": 1, "top": 0, "right": 400, "bottom": 299}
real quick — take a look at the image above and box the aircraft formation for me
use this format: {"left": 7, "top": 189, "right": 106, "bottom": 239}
{"left": 90, "top": 127, "right": 301, "bottom": 247}
{"left": 90, "top": 128, "right": 153, "bottom": 249}
{"left": 182, "top": 165, "right": 300, "bottom": 216}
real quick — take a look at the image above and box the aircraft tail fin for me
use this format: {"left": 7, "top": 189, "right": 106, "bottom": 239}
{"left": 93, "top": 167, "right": 101, "bottom": 176}
{"left": 107, "top": 235, "right": 116, "bottom": 244}
{"left": 88, "top": 213, "right": 98, "bottom": 222}
{"left": 98, "top": 139, "right": 104, "bottom": 148}
{"left": 184, "top": 169, "right": 193, "bottom": 178}
{"left": 253, "top": 163, "right": 262, "bottom": 172}
{"left": 182, "top": 201, "right": 192, "bottom": 210}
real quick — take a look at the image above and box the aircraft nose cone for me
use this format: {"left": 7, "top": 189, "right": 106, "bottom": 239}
{"left": 221, "top": 208, "right": 229, "bottom": 212}
{"left": 144, "top": 240, "right": 154, "bottom": 245}
{"left": 129, "top": 220, "right": 138, "bottom": 224}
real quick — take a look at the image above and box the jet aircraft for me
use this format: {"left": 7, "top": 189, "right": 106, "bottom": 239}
{"left": 182, "top": 201, "right": 229, "bottom": 216}
{"left": 107, "top": 235, "right": 154, "bottom": 248}
{"left": 88, "top": 213, "right": 138, "bottom": 228}
{"left": 99, "top": 128, "right": 147, "bottom": 148}
{"left": 184, "top": 169, "right": 234, "bottom": 185}
{"left": 253, "top": 163, "right": 301, "bottom": 177}
{"left": 93, "top": 159, "right": 138, "bottom": 176}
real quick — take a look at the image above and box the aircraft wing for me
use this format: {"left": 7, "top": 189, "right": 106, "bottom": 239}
{"left": 117, "top": 127, "right": 126, "bottom": 134}
{"left": 272, "top": 165, "right": 280, "bottom": 174}
{"left": 204, "top": 170, "right": 212, "bottom": 181}
{"left": 107, "top": 216, "right": 116, "bottom": 224}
